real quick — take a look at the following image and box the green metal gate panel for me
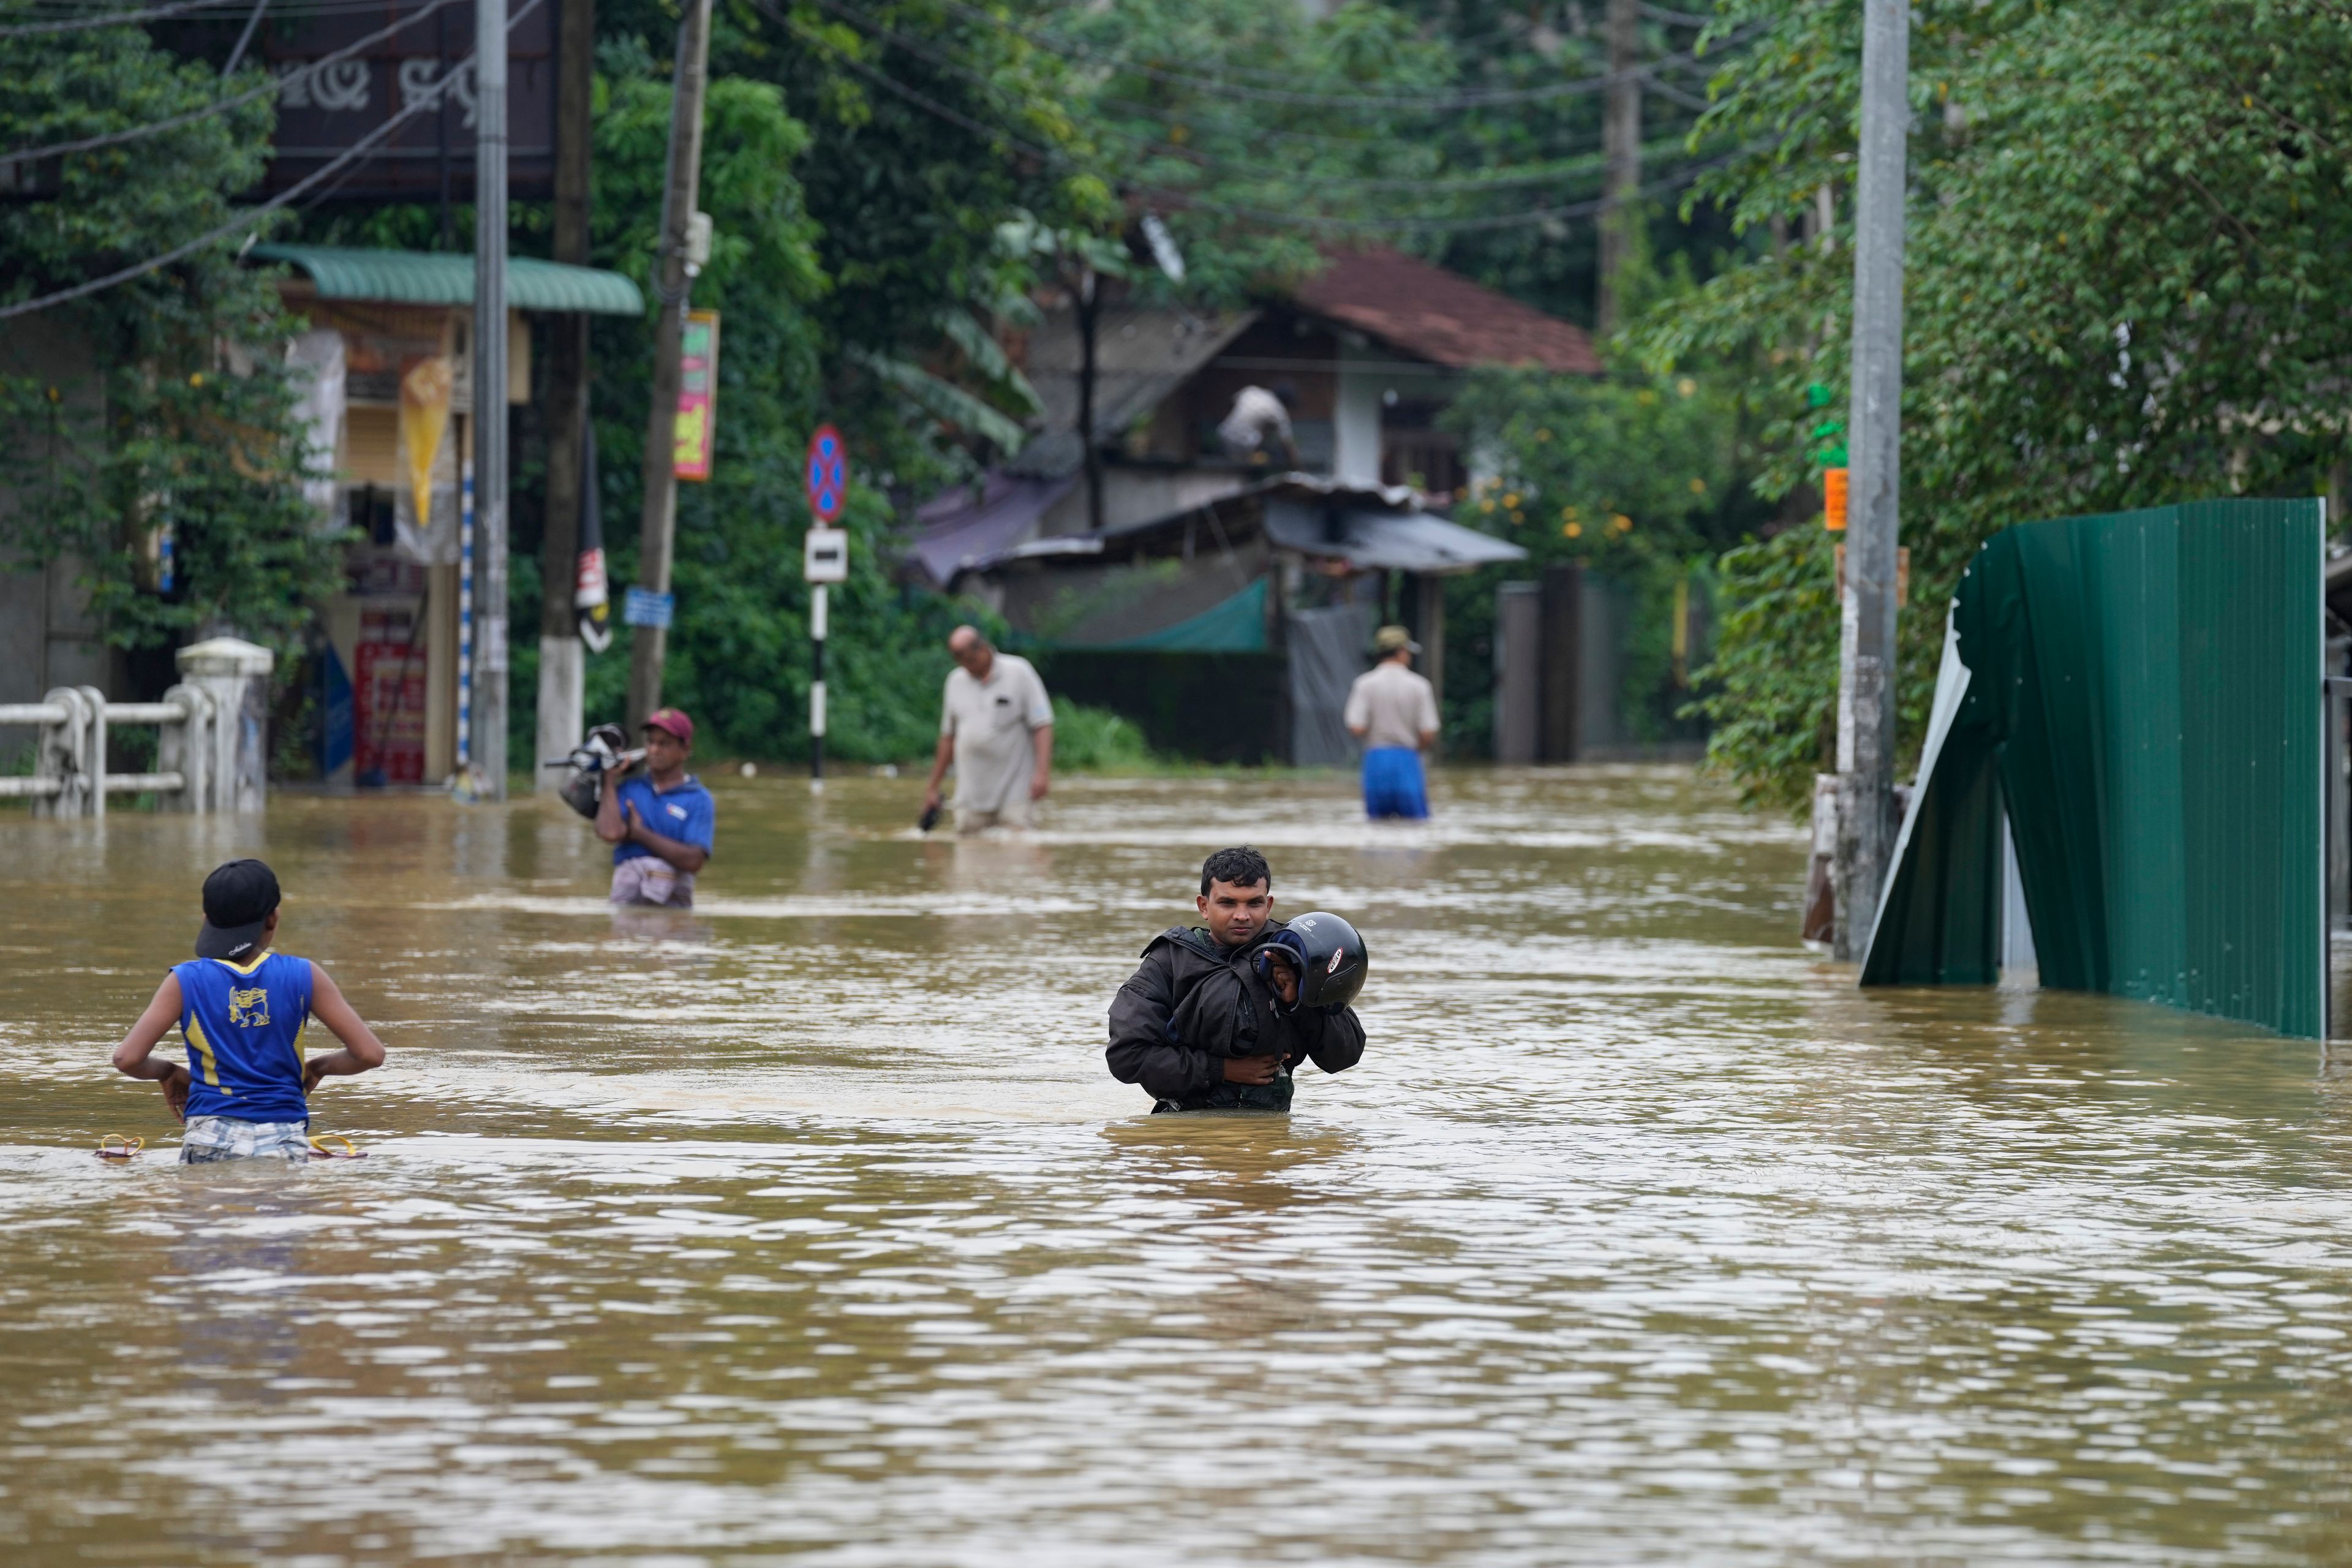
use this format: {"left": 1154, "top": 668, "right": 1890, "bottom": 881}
{"left": 1863, "top": 499, "right": 2324, "bottom": 1039}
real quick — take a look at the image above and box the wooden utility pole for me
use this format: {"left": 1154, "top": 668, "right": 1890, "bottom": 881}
{"left": 625, "top": 0, "right": 714, "bottom": 728}
{"left": 470, "top": 0, "right": 510, "bottom": 797}
{"left": 535, "top": 0, "right": 593, "bottom": 791}
{"left": 1076, "top": 266, "right": 1102, "bottom": 530}
{"left": 1833, "top": 0, "right": 1910, "bottom": 960}
{"left": 1596, "top": 0, "right": 1642, "bottom": 337}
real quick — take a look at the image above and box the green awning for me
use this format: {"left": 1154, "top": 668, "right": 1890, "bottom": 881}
{"left": 248, "top": 244, "right": 644, "bottom": 316}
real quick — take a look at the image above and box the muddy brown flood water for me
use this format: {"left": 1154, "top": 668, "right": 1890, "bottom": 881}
{"left": 6, "top": 767, "right": 2352, "bottom": 1564}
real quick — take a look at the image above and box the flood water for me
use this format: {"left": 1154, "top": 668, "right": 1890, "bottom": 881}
{"left": 6, "top": 767, "right": 2352, "bottom": 1564}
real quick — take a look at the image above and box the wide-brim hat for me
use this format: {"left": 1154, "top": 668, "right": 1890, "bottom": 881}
{"left": 1374, "top": 624, "right": 1422, "bottom": 655}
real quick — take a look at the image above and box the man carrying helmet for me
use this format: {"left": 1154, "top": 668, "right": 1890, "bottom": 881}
{"left": 1106, "top": 846, "right": 1368, "bottom": 1112}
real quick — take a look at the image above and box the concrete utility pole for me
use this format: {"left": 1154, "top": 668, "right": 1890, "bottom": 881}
{"left": 1596, "top": 0, "right": 1642, "bottom": 337}
{"left": 536, "top": 0, "right": 594, "bottom": 792}
{"left": 471, "top": 0, "right": 510, "bottom": 797}
{"left": 1833, "top": 0, "right": 1910, "bottom": 960}
{"left": 625, "top": 0, "right": 714, "bottom": 728}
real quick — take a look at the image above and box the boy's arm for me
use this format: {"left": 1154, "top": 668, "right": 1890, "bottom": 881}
{"left": 112, "top": 974, "right": 192, "bottom": 1118}
{"left": 303, "top": 963, "right": 387, "bottom": 1093}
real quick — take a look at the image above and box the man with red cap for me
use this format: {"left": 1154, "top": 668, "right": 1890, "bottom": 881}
{"left": 597, "top": 707, "right": 715, "bottom": 907}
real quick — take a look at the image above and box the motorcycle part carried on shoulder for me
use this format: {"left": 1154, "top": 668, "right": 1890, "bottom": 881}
{"left": 557, "top": 723, "right": 635, "bottom": 820}
{"left": 1263, "top": 911, "right": 1369, "bottom": 1011}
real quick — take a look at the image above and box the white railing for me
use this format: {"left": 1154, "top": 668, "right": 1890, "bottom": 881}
{"left": 1, "top": 685, "right": 219, "bottom": 817}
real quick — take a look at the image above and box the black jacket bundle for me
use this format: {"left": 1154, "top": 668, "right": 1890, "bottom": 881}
{"left": 1105, "top": 919, "right": 1366, "bottom": 1109}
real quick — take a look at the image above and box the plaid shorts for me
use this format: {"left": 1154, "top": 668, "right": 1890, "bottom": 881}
{"left": 179, "top": 1115, "right": 311, "bottom": 1164}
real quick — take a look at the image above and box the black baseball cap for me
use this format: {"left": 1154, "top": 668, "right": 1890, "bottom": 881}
{"left": 197, "top": 859, "right": 281, "bottom": 961}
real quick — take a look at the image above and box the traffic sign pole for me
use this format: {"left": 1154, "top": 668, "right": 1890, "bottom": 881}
{"left": 809, "top": 584, "right": 826, "bottom": 783}
{"left": 804, "top": 424, "right": 848, "bottom": 788}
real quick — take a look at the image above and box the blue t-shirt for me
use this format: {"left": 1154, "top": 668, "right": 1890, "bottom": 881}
{"left": 172, "top": 951, "right": 315, "bottom": 1123}
{"left": 612, "top": 774, "right": 715, "bottom": 865}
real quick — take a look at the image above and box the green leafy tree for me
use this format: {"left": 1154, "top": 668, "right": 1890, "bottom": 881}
{"left": 1642, "top": 0, "right": 2352, "bottom": 812}
{"left": 0, "top": 18, "right": 341, "bottom": 669}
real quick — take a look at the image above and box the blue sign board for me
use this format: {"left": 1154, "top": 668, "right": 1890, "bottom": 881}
{"left": 623, "top": 587, "right": 674, "bottom": 629}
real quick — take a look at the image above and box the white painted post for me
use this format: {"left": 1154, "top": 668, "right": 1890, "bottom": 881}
{"left": 176, "top": 638, "right": 275, "bottom": 813}
{"left": 156, "top": 684, "right": 213, "bottom": 812}
{"left": 77, "top": 685, "right": 107, "bottom": 820}
{"left": 36, "top": 688, "right": 87, "bottom": 818}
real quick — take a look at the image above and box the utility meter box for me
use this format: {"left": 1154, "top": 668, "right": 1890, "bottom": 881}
{"left": 804, "top": 527, "right": 848, "bottom": 584}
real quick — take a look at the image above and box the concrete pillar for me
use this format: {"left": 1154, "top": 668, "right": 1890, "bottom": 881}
{"left": 157, "top": 684, "right": 214, "bottom": 813}
{"left": 1333, "top": 339, "right": 1384, "bottom": 487}
{"left": 1493, "top": 581, "right": 1539, "bottom": 764}
{"left": 176, "top": 638, "right": 275, "bottom": 813}
{"left": 535, "top": 634, "right": 584, "bottom": 790}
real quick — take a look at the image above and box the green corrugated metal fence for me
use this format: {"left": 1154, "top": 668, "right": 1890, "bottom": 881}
{"left": 1864, "top": 499, "right": 2324, "bottom": 1039}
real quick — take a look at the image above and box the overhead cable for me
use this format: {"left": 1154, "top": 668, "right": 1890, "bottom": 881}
{"left": 4, "top": 0, "right": 462, "bottom": 164}
{"left": 809, "top": 0, "right": 1709, "bottom": 194}
{"left": 920, "top": 0, "right": 1760, "bottom": 111}
{"left": 765, "top": 4, "right": 1744, "bottom": 235}
{"left": 0, "top": 0, "right": 543, "bottom": 320}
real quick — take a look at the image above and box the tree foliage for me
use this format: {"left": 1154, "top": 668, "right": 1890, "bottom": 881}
{"left": 1641, "top": 0, "right": 2352, "bottom": 810}
{"left": 0, "top": 17, "right": 341, "bottom": 666}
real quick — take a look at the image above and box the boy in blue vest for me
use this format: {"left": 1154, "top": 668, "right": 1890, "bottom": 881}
{"left": 110, "top": 859, "right": 387, "bottom": 1163}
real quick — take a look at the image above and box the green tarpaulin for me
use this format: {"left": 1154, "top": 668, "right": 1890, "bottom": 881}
{"left": 1084, "top": 577, "right": 1269, "bottom": 653}
{"left": 1863, "top": 499, "right": 2325, "bottom": 1039}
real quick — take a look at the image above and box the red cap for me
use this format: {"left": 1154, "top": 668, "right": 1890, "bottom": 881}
{"left": 642, "top": 707, "right": 694, "bottom": 744}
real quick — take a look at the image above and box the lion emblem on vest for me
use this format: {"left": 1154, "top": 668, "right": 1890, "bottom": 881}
{"left": 228, "top": 987, "right": 270, "bottom": 1028}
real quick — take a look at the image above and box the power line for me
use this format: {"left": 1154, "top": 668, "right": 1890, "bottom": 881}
{"left": 4, "top": 0, "right": 463, "bottom": 162}
{"left": 0, "top": 0, "right": 246, "bottom": 37}
{"left": 766, "top": 4, "right": 1743, "bottom": 235}
{"left": 924, "top": 0, "right": 1760, "bottom": 112}
{"left": 810, "top": 0, "right": 1713, "bottom": 196}
{"left": 0, "top": 0, "right": 545, "bottom": 320}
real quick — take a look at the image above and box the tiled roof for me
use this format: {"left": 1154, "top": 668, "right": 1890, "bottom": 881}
{"left": 1290, "top": 247, "right": 1601, "bottom": 374}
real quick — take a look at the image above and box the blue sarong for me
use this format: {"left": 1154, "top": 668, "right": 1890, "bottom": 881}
{"left": 1362, "top": 746, "right": 1429, "bottom": 820}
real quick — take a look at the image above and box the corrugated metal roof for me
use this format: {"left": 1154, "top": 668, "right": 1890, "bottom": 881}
{"left": 1293, "top": 248, "right": 1602, "bottom": 374}
{"left": 249, "top": 244, "right": 644, "bottom": 316}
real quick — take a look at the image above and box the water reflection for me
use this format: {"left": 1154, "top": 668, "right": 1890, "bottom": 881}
{"left": 5, "top": 769, "right": 2352, "bottom": 1564}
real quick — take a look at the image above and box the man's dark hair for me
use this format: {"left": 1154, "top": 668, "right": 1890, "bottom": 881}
{"left": 1200, "top": 845, "right": 1272, "bottom": 896}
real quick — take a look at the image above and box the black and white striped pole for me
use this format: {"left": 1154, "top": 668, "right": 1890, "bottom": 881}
{"left": 803, "top": 424, "right": 849, "bottom": 788}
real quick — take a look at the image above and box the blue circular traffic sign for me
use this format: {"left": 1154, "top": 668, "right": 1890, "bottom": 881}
{"left": 805, "top": 424, "right": 847, "bottom": 522}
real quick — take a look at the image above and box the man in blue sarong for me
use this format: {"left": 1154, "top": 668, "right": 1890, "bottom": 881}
{"left": 1344, "top": 624, "right": 1439, "bottom": 820}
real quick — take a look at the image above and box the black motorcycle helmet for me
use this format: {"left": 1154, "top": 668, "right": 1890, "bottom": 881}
{"left": 1251, "top": 911, "right": 1369, "bottom": 1011}
{"left": 558, "top": 723, "right": 631, "bottom": 820}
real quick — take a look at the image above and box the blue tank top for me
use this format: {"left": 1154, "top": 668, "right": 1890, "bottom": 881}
{"left": 172, "top": 952, "right": 314, "bottom": 1123}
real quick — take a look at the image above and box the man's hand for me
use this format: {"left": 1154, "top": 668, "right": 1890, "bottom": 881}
{"left": 621, "top": 801, "right": 645, "bottom": 842}
{"left": 1221, "top": 1054, "right": 1282, "bottom": 1086}
{"left": 923, "top": 785, "right": 943, "bottom": 812}
{"left": 1028, "top": 772, "right": 1050, "bottom": 802}
{"left": 1265, "top": 954, "right": 1300, "bottom": 1007}
{"left": 302, "top": 1057, "right": 326, "bottom": 1096}
{"left": 160, "top": 1064, "right": 190, "bottom": 1123}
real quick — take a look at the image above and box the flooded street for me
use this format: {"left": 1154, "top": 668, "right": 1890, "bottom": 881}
{"left": 8, "top": 767, "right": 2352, "bottom": 1564}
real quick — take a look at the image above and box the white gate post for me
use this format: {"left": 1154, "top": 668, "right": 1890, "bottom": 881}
{"left": 176, "top": 638, "right": 275, "bottom": 814}
{"left": 156, "top": 684, "right": 214, "bottom": 812}
{"left": 36, "top": 688, "right": 88, "bottom": 819}
{"left": 76, "top": 685, "right": 108, "bottom": 820}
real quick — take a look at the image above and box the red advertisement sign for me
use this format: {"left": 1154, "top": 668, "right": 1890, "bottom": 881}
{"left": 673, "top": 311, "right": 720, "bottom": 483}
{"left": 353, "top": 611, "right": 428, "bottom": 785}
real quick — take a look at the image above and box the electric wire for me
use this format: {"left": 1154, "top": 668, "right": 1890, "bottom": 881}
{"left": 4, "top": 0, "right": 463, "bottom": 164}
{"left": 812, "top": 0, "right": 1715, "bottom": 195}
{"left": 0, "top": 0, "right": 544, "bottom": 320}
{"left": 766, "top": 2, "right": 1744, "bottom": 235}
{"left": 0, "top": 0, "right": 244, "bottom": 37}
{"left": 924, "top": 0, "right": 1760, "bottom": 111}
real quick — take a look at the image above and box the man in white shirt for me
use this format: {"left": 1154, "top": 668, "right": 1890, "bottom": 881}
{"left": 1344, "top": 624, "right": 1440, "bottom": 820}
{"left": 1216, "top": 384, "right": 1301, "bottom": 469}
{"left": 923, "top": 625, "right": 1056, "bottom": 832}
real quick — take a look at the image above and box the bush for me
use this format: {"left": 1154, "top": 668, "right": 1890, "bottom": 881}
{"left": 1050, "top": 697, "right": 1156, "bottom": 771}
